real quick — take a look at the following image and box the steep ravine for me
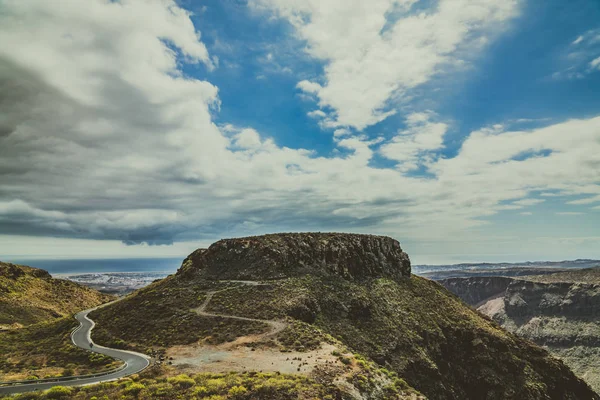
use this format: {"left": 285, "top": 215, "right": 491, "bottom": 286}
{"left": 441, "top": 271, "right": 600, "bottom": 393}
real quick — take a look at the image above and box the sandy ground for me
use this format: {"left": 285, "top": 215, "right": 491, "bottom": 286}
{"left": 167, "top": 342, "right": 342, "bottom": 375}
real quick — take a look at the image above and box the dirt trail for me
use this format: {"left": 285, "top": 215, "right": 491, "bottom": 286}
{"left": 169, "top": 280, "right": 342, "bottom": 375}
{"left": 192, "top": 282, "right": 287, "bottom": 341}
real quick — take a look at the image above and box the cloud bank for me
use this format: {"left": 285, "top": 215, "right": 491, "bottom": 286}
{"left": 0, "top": 0, "right": 599, "bottom": 254}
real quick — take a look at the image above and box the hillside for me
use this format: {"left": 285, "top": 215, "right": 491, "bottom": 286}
{"left": 0, "top": 262, "right": 120, "bottom": 381}
{"left": 90, "top": 233, "right": 597, "bottom": 400}
{"left": 441, "top": 268, "right": 600, "bottom": 393}
{"left": 0, "top": 261, "right": 112, "bottom": 329}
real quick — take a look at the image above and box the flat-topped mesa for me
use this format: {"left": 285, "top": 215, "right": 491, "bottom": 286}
{"left": 178, "top": 232, "right": 411, "bottom": 281}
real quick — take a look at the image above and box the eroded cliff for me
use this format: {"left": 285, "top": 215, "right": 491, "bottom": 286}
{"left": 178, "top": 232, "right": 411, "bottom": 281}
{"left": 441, "top": 268, "right": 600, "bottom": 393}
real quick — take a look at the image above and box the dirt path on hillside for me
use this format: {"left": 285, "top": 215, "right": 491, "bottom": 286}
{"left": 167, "top": 280, "right": 344, "bottom": 375}
{"left": 192, "top": 282, "right": 287, "bottom": 341}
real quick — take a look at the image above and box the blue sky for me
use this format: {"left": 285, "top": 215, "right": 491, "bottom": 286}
{"left": 194, "top": 0, "right": 600, "bottom": 153}
{"left": 0, "top": 0, "right": 599, "bottom": 264}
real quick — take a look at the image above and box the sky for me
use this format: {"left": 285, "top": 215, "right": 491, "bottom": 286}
{"left": 1, "top": 0, "right": 600, "bottom": 265}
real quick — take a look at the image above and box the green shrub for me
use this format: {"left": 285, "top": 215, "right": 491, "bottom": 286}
{"left": 14, "top": 392, "right": 41, "bottom": 400}
{"left": 44, "top": 386, "right": 74, "bottom": 399}
{"left": 339, "top": 356, "right": 352, "bottom": 365}
{"left": 205, "top": 377, "right": 227, "bottom": 394}
{"left": 167, "top": 374, "right": 195, "bottom": 389}
{"left": 193, "top": 386, "right": 209, "bottom": 396}
{"left": 228, "top": 385, "right": 248, "bottom": 398}
{"left": 123, "top": 382, "right": 145, "bottom": 395}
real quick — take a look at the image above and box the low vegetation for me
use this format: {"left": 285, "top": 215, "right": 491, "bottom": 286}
{"left": 90, "top": 279, "right": 268, "bottom": 352}
{"left": 0, "top": 317, "right": 121, "bottom": 381}
{"left": 5, "top": 234, "right": 595, "bottom": 399}
{"left": 1, "top": 371, "right": 347, "bottom": 400}
{"left": 2, "top": 363, "right": 424, "bottom": 400}
{"left": 91, "top": 270, "right": 596, "bottom": 399}
{"left": 233, "top": 275, "right": 595, "bottom": 399}
{"left": 275, "top": 320, "right": 332, "bottom": 352}
{"left": 0, "top": 262, "right": 112, "bottom": 328}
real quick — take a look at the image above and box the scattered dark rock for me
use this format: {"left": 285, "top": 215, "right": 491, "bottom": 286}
{"left": 285, "top": 295, "right": 321, "bottom": 323}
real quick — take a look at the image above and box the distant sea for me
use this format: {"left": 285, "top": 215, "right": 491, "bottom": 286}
{"left": 7, "top": 258, "right": 182, "bottom": 275}
{"left": 7, "top": 257, "right": 600, "bottom": 277}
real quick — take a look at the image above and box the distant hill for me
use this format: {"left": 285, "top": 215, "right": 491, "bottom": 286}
{"left": 523, "top": 266, "right": 600, "bottom": 284}
{"left": 90, "top": 233, "right": 597, "bottom": 400}
{"left": 417, "top": 259, "right": 600, "bottom": 280}
{"left": 416, "top": 259, "right": 600, "bottom": 271}
{"left": 0, "top": 261, "right": 112, "bottom": 328}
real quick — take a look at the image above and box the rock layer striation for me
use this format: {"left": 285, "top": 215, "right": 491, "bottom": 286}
{"left": 178, "top": 232, "right": 411, "bottom": 281}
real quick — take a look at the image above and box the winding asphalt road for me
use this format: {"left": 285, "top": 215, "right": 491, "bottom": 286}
{"left": 0, "top": 306, "right": 150, "bottom": 396}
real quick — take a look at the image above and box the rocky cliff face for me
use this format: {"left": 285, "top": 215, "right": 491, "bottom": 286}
{"left": 442, "top": 271, "right": 600, "bottom": 393}
{"left": 441, "top": 276, "right": 513, "bottom": 305}
{"left": 504, "top": 280, "right": 600, "bottom": 318}
{"left": 178, "top": 232, "right": 411, "bottom": 281}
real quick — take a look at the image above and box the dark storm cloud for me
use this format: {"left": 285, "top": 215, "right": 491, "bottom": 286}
{"left": 0, "top": 58, "right": 43, "bottom": 138}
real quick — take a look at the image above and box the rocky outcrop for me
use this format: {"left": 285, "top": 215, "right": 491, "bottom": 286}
{"left": 504, "top": 280, "right": 600, "bottom": 318}
{"left": 178, "top": 232, "right": 411, "bottom": 281}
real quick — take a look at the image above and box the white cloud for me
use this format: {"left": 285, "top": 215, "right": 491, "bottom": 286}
{"left": 296, "top": 80, "right": 322, "bottom": 94}
{"left": 568, "top": 195, "right": 600, "bottom": 205}
{"left": 231, "top": 128, "right": 264, "bottom": 150}
{"left": 513, "top": 199, "right": 544, "bottom": 207}
{"left": 253, "top": 0, "right": 520, "bottom": 130}
{"left": 333, "top": 128, "right": 351, "bottom": 137}
{"left": 0, "top": 0, "right": 599, "bottom": 259}
{"left": 0, "top": 200, "right": 66, "bottom": 220}
{"left": 556, "top": 212, "right": 583, "bottom": 216}
{"left": 554, "top": 29, "right": 600, "bottom": 79}
{"left": 307, "top": 110, "right": 327, "bottom": 119}
{"left": 379, "top": 112, "right": 448, "bottom": 172}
